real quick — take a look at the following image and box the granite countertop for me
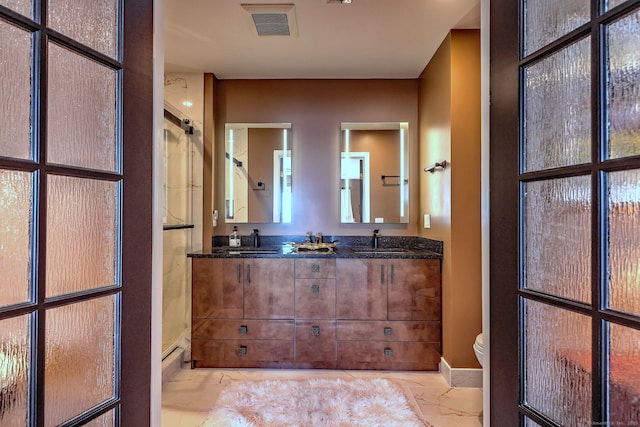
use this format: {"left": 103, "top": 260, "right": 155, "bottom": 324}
{"left": 188, "top": 235, "right": 443, "bottom": 260}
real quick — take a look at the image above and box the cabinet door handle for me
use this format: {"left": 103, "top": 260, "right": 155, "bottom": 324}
{"left": 311, "top": 264, "right": 320, "bottom": 273}
{"left": 384, "top": 327, "right": 393, "bottom": 336}
{"left": 391, "top": 264, "right": 395, "bottom": 285}
{"left": 311, "top": 284, "right": 320, "bottom": 294}
{"left": 236, "top": 264, "right": 241, "bottom": 284}
{"left": 239, "top": 325, "right": 248, "bottom": 335}
{"left": 384, "top": 348, "right": 393, "bottom": 358}
{"left": 238, "top": 346, "right": 247, "bottom": 356}
{"left": 246, "top": 264, "right": 251, "bottom": 284}
{"left": 381, "top": 265, "right": 385, "bottom": 285}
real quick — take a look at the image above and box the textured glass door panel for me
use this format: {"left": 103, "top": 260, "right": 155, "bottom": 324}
{"left": 0, "top": 0, "right": 32, "bottom": 18}
{"left": 523, "top": 176, "right": 591, "bottom": 302}
{"left": 47, "top": 43, "right": 117, "bottom": 172}
{"left": 0, "top": 169, "right": 33, "bottom": 308}
{"left": 606, "top": 169, "right": 640, "bottom": 315}
{"left": 47, "top": 0, "right": 118, "bottom": 58}
{"left": 0, "top": 315, "right": 30, "bottom": 426}
{"left": 45, "top": 295, "right": 116, "bottom": 427}
{"left": 609, "top": 323, "right": 640, "bottom": 425}
{"left": 607, "top": 0, "right": 629, "bottom": 11}
{"left": 524, "top": 299, "right": 592, "bottom": 426}
{"left": 523, "top": 0, "right": 590, "bottom": 55}
{"left": 46, "top": 175, "right": 118, "bottom": 298}
{"left": 0, "top": 19, "right": 33, "bottom": 160}
{"left": 606, "top": 10, "right": 640, "bottom": 159}
{"left": 85, "top": 409, "right": 115, "bottom": 426}
{"left": 524, "top": 38, "right": 591, "bottom": 172}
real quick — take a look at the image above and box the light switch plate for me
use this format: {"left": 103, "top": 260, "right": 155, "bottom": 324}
{"left": 423, "top": 214, "right": 431, "bottom": 229}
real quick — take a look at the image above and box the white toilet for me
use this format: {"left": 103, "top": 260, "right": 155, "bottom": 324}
{"left": 473, "top": 333, "right": 484, "bottom": 367}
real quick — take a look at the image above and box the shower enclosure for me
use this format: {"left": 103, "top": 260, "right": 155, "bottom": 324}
{"left": 162, "top": 102, "right": 194, "bottom": 358}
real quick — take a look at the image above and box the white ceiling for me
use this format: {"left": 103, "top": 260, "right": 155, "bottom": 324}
{"left": 164, "top": 0, "right": 480, "bottom": 80}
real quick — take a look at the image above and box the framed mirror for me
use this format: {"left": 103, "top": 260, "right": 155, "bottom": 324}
{"left": 225, "top": 123, "right": 292, "bottom": 223}
{"left": 340, "top": 122, "right": 409, "bottom": 224}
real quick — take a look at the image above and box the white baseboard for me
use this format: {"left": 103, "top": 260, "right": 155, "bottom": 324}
{"left": 162, "top": 347, "right": 185, "bottom": 386}
{"left": 440, "top": 357, "right": 483, "bottom": 388}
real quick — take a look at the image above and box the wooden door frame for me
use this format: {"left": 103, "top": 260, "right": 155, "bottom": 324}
{"left": 489, "top": 0, "right": 521, "bottom": 424}
{"left": 120, "top": 0, "right": 154, "bottom": 423}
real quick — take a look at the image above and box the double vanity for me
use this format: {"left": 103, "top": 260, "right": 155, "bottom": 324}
{"left": 188, "top": 236, "right": 443, "bottom": 371}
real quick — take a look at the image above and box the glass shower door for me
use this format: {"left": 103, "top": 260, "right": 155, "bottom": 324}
{"left": 162, "top": 104, "right": 193, "bottom": 357}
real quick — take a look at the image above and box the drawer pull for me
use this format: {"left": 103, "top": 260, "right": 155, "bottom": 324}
{"left": 384, "top": 348, "right": 393, "bottom": 358}
{"left": 239, "top": 325, "right": 248, "bottom": 335}
{"left": 238, "top": 346, "right": 247, "bottom": 356}
{"left": 311, "top": 284, "right": 320, "bottom": 294}
{"left": 311, "top": 264, "right": 320, "bottom": 273}
{"left": 384, "top": 327, "right": 393, "bottom": 336}
{"left": 312, "top": 325, "right": 320, "bottom": 336}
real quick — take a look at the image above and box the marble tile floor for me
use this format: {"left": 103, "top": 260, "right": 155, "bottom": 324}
{"left": 162, "top": 368, "right": 483, "bottom": 426}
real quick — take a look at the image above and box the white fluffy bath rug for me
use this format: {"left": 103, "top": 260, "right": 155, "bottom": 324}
{"left": 203, "top": 378, "right": 429, "bottom": 427}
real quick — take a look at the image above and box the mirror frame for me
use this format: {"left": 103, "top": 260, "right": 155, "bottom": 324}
{"left": 340, "top": 122, "right": 409, "bottom": 224}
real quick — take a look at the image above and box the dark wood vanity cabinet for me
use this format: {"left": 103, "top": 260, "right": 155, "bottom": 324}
{"left": 191, "top": 256, "right": 441, "bottom": 370}
{"left": 191, "top": 258, "right": 295, "bottom": 367}
{"left": 335, "top": 258, "right": 442, "bottom": 370}
{"left": 336, "top": 258, "right": 441, "bottom": 321}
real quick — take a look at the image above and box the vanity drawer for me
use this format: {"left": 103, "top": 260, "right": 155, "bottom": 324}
{"left": 295, "top": 320, "right": 336, "bottom": 362}
{"left": 337, "top": 341, "right": 441, "bottom": 371}
{"left": 336, "top": 321, "right": 441, "bottom": 342}
{"left": 295, "top": 259, "right": 336, "bottom": 279}
{"left": 192, "top": 339, "right": 294, "bottom": 365}
{"left": 192, "top": 319, "right": 294, "bottom": 340}
{"left": 295, "top": 279, "right": 336, "bottom": 319}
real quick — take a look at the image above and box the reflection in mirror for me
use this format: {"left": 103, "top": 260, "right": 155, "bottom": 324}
{"left": 225, "top": 123, "right": 292, "bottom": 223}
{"left": 340, "top": 122, "right": 409, "bottom": 224}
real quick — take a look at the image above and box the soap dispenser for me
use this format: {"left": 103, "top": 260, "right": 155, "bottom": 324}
{"left": 229, "top": 226, "right": 241, "bottom": 247}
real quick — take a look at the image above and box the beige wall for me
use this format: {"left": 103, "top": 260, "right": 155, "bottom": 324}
{"left": 419, "top": 30, "right": 482, "bottom": 368}
{"left": 213, "top": 79, "right": 419, "bottom": 237}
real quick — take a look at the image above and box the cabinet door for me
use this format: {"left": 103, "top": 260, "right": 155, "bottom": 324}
{"left": 336, "top": 259, "right": 387, "bottom": 320}
{"left": 387, "top": 259, "right": 441, "bottom": 320}
{"left": 244, "top": 258, "right": 295, "bottom": 319}
{"left": 295, "top": 278, "right": 336, "bottom": 319}
{"left": 192, "top": 258, "right": 243, "bottom": 319}
{"left": 295, "top": 320, "right": 336, "bottom": 362}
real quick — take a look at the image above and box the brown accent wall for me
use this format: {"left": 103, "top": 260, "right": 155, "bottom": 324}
{"left": 350, "top": 129, "right": 401, "bottom": 223}
{"left": 213, "top": 79, "right": 419, "bottom": 236}
{"left": 419, "top": 30, "right": 482, "bottom": 368}
{"left": 247, "top": 128, "right": 281, "bottom": 223}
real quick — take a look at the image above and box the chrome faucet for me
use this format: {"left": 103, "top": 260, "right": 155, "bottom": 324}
{"left": 372, "top": 229, "right": 380, "bottom": 248}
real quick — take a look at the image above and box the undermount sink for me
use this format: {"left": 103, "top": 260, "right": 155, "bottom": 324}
{"left": 351, "top": 247, "right": 409, "bottom": 254}
{"left": 222, "top": 247, "right": 280, "bottom": 254}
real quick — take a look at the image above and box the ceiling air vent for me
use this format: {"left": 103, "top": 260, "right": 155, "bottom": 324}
{"left": 241, "top": 4, "right": 299, "bottom": 37}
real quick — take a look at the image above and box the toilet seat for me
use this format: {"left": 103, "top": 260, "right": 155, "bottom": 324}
{"left": 473, "top": 333, "right": 483, "bottom": 367}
